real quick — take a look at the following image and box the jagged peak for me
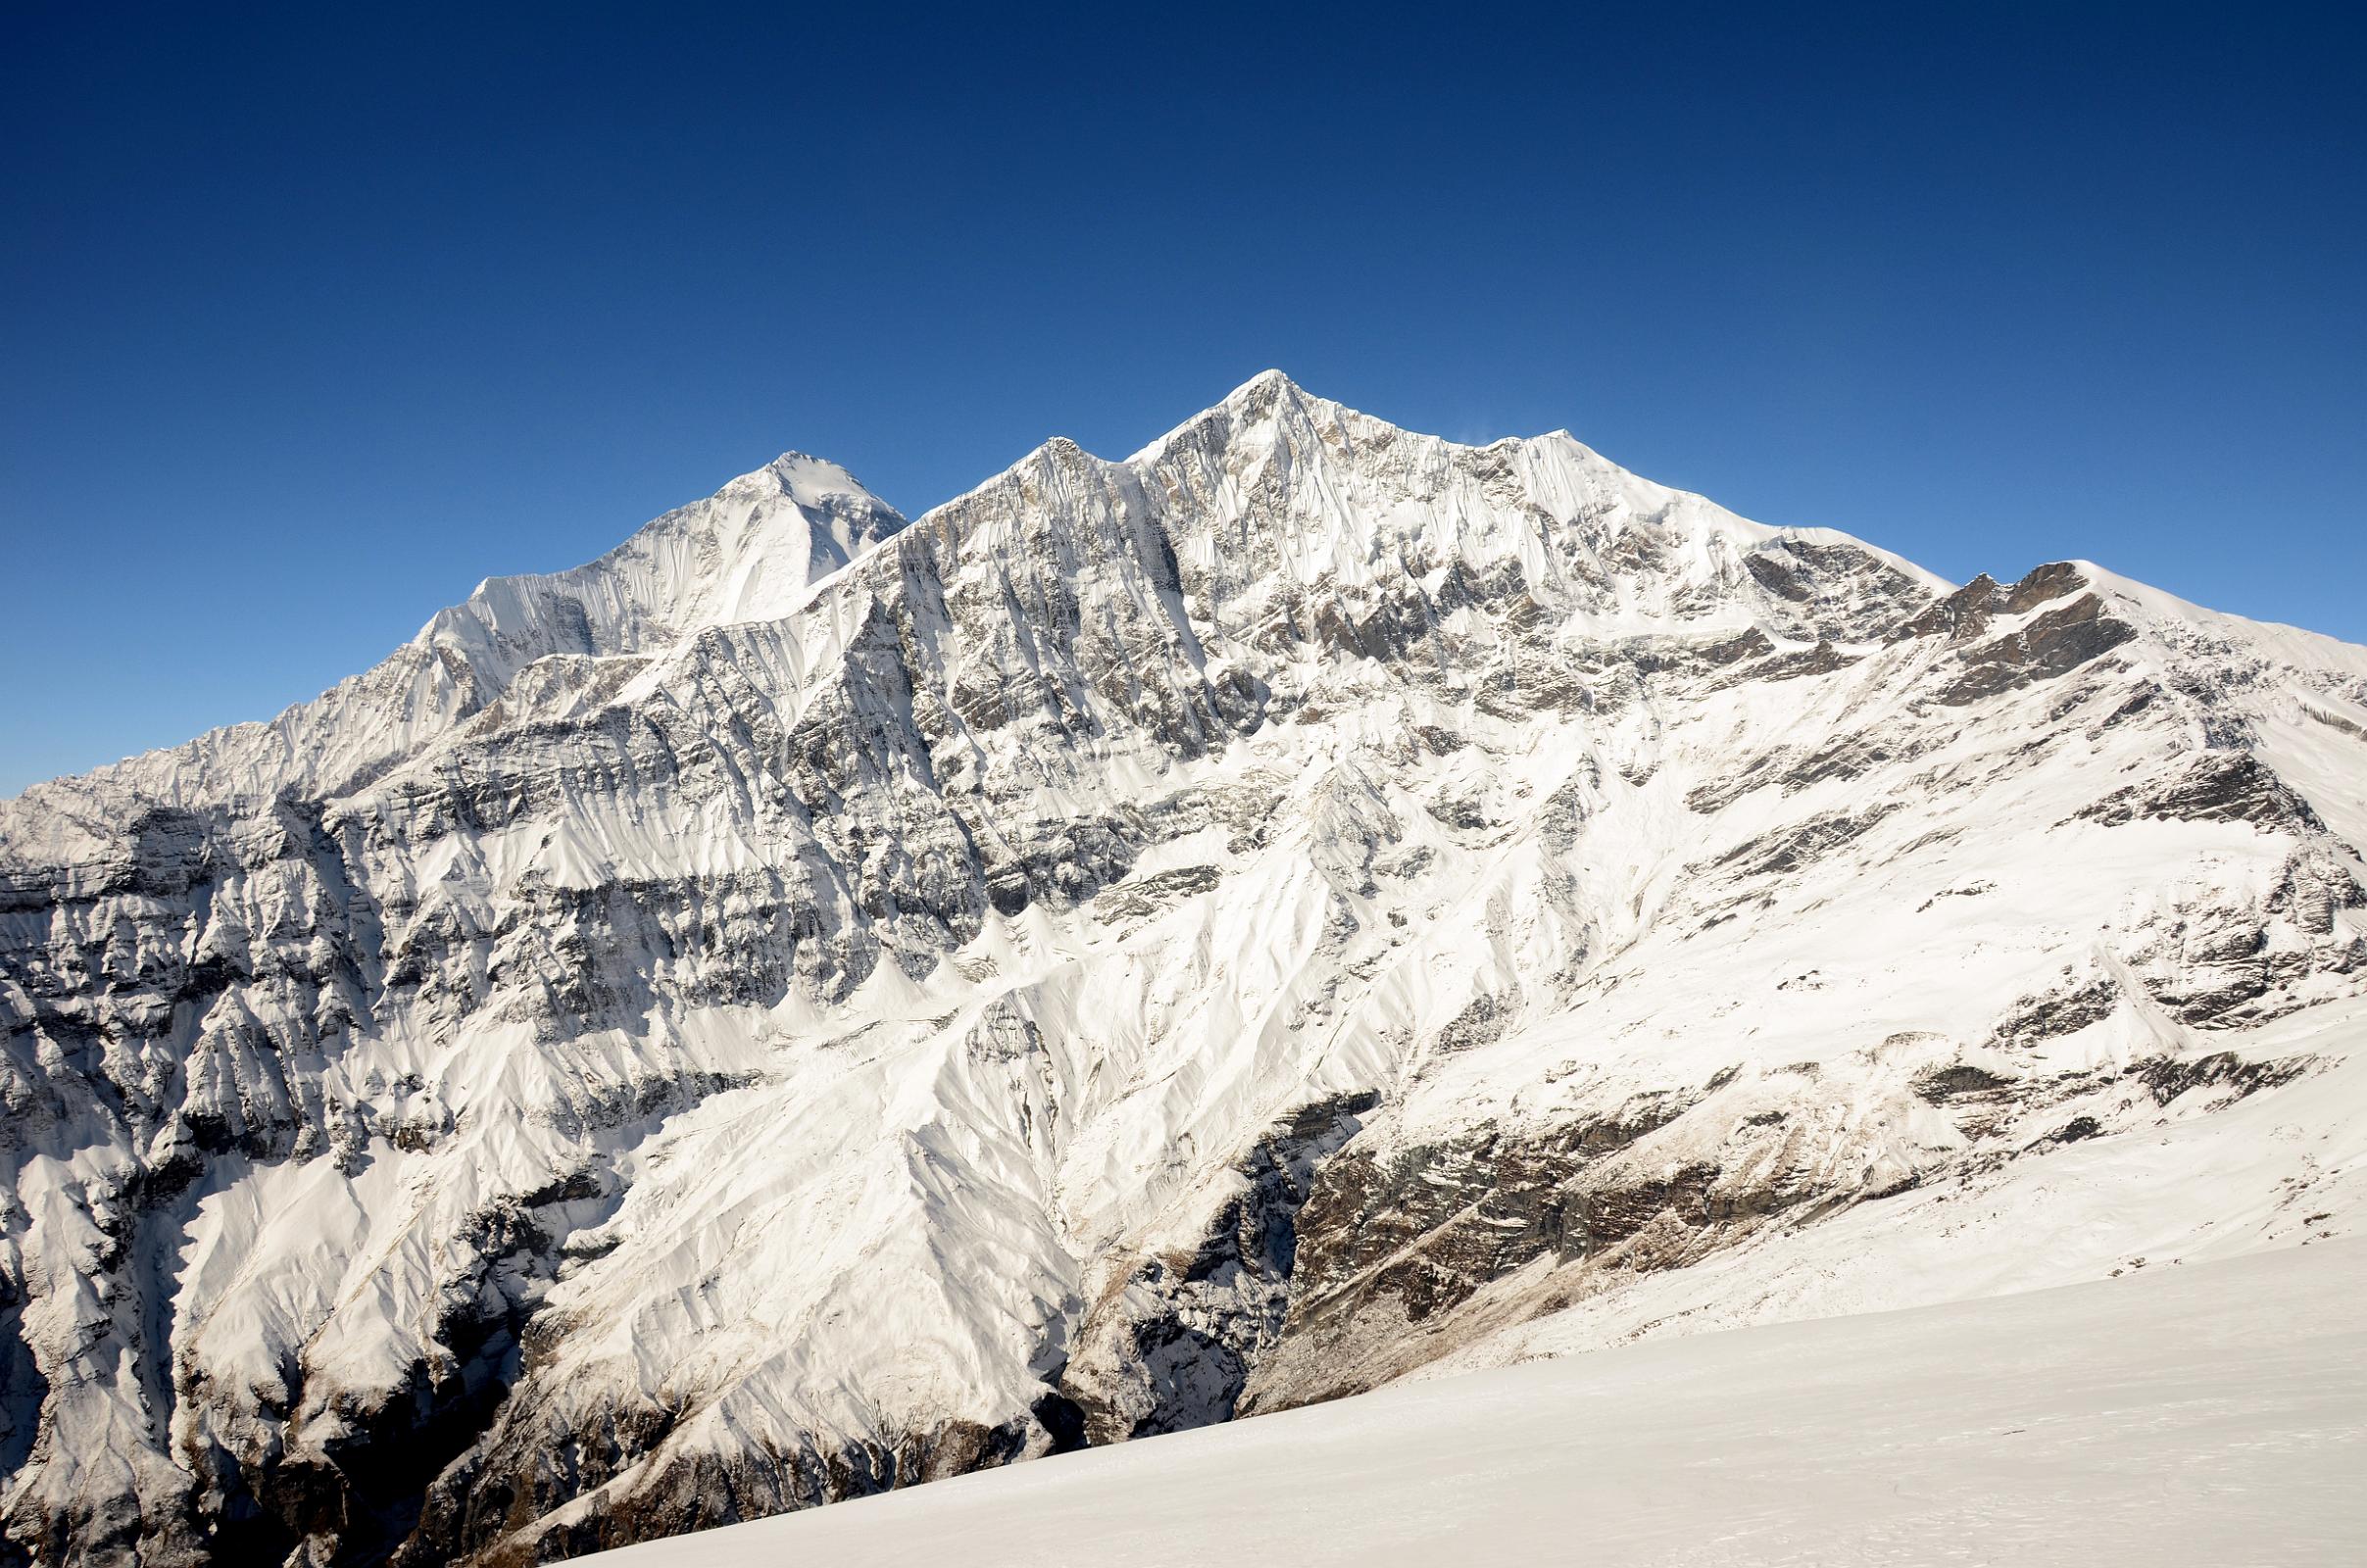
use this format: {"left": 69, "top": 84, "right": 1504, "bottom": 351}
{"left": 936, "top": 432, "right": 1121, "bottom": 509}
{"left": 745, "top": 450, "right": 893, "bottom": 507}
{"left": 1141, "top": 373, "right": 1637, "bottom": 482}
{"left": 1219, "top": 367, "right": 1307, "bottom": 408}
{"left": 24, "top": 379, "right": 2362, "bottom": 832}
{"left": 411, "top": 450, "right": 907, "bottom": 684}
{"left": 1130, "top": 370, "right": 1369, "bottom": 466}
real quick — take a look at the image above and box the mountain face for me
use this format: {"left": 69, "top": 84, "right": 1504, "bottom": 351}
{"left": 4, "top": 372, "right": 2365, "bottom": 1566}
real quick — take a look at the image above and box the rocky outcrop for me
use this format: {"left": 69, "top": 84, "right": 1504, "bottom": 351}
{"left": 1061, "top": 1092, "right": 1377, "bottom": 1443}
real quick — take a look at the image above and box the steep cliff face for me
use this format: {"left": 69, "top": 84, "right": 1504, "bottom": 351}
{"left": 4, "top": 373, "right": 2365, "bottom": 1565}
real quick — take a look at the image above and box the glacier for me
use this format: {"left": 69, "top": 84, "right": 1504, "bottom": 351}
{"left": 2, "top": 371, "right": 2363, "bottom": 1565}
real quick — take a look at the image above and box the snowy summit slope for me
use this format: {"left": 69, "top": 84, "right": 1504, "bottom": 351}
{"left": 589, "top": 1240, "right": 2367, "bottom": 1568}
{"left": 2, "top": 373, "right": 2365, "bottom": 1566}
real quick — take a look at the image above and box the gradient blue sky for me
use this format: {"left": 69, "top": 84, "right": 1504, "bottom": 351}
{"left": 5, "top": 3, "right": 2362, "bottom": 794}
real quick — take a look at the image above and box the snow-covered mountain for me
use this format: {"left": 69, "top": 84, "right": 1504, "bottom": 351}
{"left": 3, "top": 371, "right": 2364, "bottom": 1566}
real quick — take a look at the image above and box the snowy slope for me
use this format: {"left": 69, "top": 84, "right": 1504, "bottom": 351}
{"left": 2, "top": 373, "right": 2364, "bottom": 1566}
{"left": 590, "top": 1239, "right": 2367, "bottom": 1568}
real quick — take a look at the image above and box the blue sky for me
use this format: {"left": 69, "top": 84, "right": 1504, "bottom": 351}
{"left": 4, "top": 3, "right": 2362, "bottom": 794}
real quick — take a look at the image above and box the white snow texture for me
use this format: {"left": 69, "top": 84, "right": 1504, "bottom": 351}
{"left": 594, "top": 1240, "right": 2367, "bottom": 1568}
{"left": 2, "top": 372, "right": 2363, "bottom": 1566}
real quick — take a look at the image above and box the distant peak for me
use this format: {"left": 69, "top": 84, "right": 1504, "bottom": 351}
{"left": 757, "top": 450, "right": 863, "bottom": 487}
{"left": 1014, "top": 432, "right": 1100, "bottom": 470}
{"left": 1222, "top": 368, "right": 1336, "bottom": 416}
{"left": 1226, "top": 368, "right": 1300, "bottom": 400}
{"left": 733, "top": 452, "right": 902, "bottom": 521}
{"left": 1128, "top": 370, "right": 1367, "bottom": 466}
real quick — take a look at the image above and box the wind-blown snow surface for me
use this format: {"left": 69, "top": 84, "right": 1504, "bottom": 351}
{"left": 3, "top": 372, "right": 2366, "bottom": 1565}
{"left": 590, "top": 1240, "right": 2367, "bottom": 1568}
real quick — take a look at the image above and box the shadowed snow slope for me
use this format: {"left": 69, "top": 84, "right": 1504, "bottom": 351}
{"left": 3, "top": 373, "right": 2365, "bottom": 1565}
{"left": 591, "top": 1240, "right": 2367, "bottom": 1568}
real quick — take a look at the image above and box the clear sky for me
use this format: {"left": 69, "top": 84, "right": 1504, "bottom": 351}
{"left": 5, "top": 3, "right": 2362, "bottom": 795}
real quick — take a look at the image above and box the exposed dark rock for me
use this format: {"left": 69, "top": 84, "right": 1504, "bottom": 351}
{"left": 2268, "top": 849, "right": 2367, "bottom": 935}
{"left": 2303, "top": 703, "right": 2367, "bottom": 742}
{"left": 1895, "top": 573, "right": 2004, "bottom": 644}
{"left": 1626, "top": 628, "right": 1774, "bottom": 677}
{"left": 1711, "top": 805, "right": 1900, "bottom": 880}
{"left": 1250, "top": 1101, "right": 1697, "bottom": 1397}
{"left": 2134, "top": 1051, "right": 2319, "bottom": 1107}
{"left": 1060, "top": 1092, "right": 1378, "bottom": 1444}
{"left": 1990, "top": 979, "right": 2120, "bottom": 1045}
{"left": 196, "top": 1174, "right": 623, "bottom": 1567}
{"left": 1094, "top": 865, "right": 1221, "bottom": 921}
{"left": 1895, "top": 564, "right": 2087, "bottom": 648}
{"left": 2025, "top": 1114, "right": 2102, "bottom": 1150}
{"left": 1433, "top": 992, "right": 1512, "bottom": 1054}
{"left": 2004, "top": 562, "right": 2089, "bottom": 613}
{"left": 1534, "top": 762, "right": 1602, "bottom": 853}
{"left": 1714, "top": 639, "right": 1859, "bottom": 688}
{"left": 1936, "top": 593, "right": 2136, "bottom": 705}
{"left": 1913, "top": 1064, "right": 2016, "bottom": 1102}
{"left": 2075, "top": 752, "right": 2325, "bottom": 833}
{"left": 1425, "top": 793, "right": 1496, "bottom": 832}
{"left": 1743, "top": 540, "right": 1935, "bottom": 639}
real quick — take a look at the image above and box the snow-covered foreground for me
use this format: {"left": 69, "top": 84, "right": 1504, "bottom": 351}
{"left": 596, "top": 1240, "right": 2367, "bottom": 1567}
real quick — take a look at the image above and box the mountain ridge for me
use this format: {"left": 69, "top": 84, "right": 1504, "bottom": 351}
{"left": 4, "top": 369, "right": 1967, "bottom": 820}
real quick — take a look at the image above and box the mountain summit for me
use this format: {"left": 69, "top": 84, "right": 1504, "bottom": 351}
{"left": 416, "top": 451, "right": 907, "bottom": 681}
{"left": 3, "top": 380, "right": 2365, "bottom": 1566}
